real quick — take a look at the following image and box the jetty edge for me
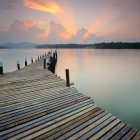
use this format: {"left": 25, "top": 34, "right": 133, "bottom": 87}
{"left": 0, "top": 51, "right": 140, "bottom": 140}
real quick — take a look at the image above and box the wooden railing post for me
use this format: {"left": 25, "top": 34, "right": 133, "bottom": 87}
{"left": 0, "top": 61, "right": 3, "bottom": 75}
{"left": 25, "top": 58, "right": 27, "bottom": 66}
{"left": 31, "top": 57, "right": 33, "bottom": 63}
{"left": 65, "top": 69, "right": 70, "bottom": 87}
{"left": 44, "top": 58, "right": 46, "bottom": 69}
{"left": 17, "top": 61, "right": 20, "bottom": 70}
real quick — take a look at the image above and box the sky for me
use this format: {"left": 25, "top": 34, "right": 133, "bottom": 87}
{"left": 0, "top": 0, "right": 140, "bottom": 44}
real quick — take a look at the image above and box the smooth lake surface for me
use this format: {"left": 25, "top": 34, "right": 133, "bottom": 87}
{"left": 0, "top": 49, "right": 140, "bottom": 129}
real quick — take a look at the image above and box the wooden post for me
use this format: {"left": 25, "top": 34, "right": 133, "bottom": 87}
{"left": 38, "top": 56, "right": 39, "bottom": 60}
{"left": 55, "top": 50, "right": 57, "bottom": 60}
{"left": 31, "top": 57, "right": 33, "bottom": 63}
{"left": 25, "top": 58, "right": 27, "bottom": 66}
{"left": 65, "top": 69, "right": 70, "bottom": 87}
{"left": 44, "top": 58, "right": 46, "bottom": 69}
{"left": 0, "top": 61, "right": 3, "bottom": 75}
{"left": 17, "top": 61, "right": 20, "bottom": 70}
{"left": 40, "top": 56, "right": 41, "bottom": 59}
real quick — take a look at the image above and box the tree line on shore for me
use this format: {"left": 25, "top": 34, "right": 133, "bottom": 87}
{"left": 0, "top": 42, "right": 140, "bottom": 49}
{"left": 36, "top": 42, "right": 140, "bottom": 49}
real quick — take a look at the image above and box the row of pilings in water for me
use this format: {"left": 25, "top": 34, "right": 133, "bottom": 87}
{"left": 0, "top": 50, "right": 57, "bottom": 75}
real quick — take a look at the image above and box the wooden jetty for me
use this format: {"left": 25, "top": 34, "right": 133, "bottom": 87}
{"left": 0, "top": 53, "right": 140, "bottom": 140}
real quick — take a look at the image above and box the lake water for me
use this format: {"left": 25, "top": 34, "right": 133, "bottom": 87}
{"left": 0, "top": 48, "right": 140, "bottom": 129}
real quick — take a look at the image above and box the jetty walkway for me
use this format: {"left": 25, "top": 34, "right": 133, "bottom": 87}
{"left": 0, "top": 53, "right": 140, "bottom": 140}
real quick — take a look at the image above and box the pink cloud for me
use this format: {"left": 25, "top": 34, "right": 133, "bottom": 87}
{"left": 0, "top": 19, "right": 47, "bottom": 43}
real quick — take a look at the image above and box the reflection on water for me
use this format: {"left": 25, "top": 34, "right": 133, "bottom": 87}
{"left": 0, "top": 48, "right": 140, "bottom": 129}
{"left": 56, "top": 49, "right": 140, "bottom": 129}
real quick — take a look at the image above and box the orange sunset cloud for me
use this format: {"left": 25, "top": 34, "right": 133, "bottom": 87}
{"left": 24, "top": 0, "right": 61, "bottom": 14}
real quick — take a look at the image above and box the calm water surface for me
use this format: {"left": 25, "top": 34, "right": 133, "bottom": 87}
{"left": 0, "top": 49, "right": 140, "bottom": 129}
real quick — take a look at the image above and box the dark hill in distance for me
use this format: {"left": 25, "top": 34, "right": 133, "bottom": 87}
{"left": 0, "top": 42, "right": 140, "bottom": 49}
{"left": 36, "top": 42, "right": 140, "bottom": 49}
{"left": 93, "top": 42, "right": 140, "bottom": 49}
{"left": 0, "top": 42, "right": 37, "bottom": 49}
{"left": 36, "top": 44, "right": 93, "bottom": 49}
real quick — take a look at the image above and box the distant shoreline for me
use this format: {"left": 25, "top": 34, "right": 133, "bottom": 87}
{"left": 36, "top": 42, "right": 140, "bottom": 49}
{"left": 0, "top": 42, "right": 140, "bottom": 49}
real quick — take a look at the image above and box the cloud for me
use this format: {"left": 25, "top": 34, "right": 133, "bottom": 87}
{"left": 22, "top": 0, "right": 76, "bottom": 35}
{"left": 0, "top": 0, "right": 21, "bottom": 10}
{"left": 46, "top": 21, "right": 69, "bottom": 44}
{"left": 46, "top": 22, "right": 100, "bottom": 44}
{"left": 69, "top": 28, "right": 100, "bottom": 43}
{"left": 23, "top": 0, "right": 61, "bottom": 14}
{"left": 0, "top": 20, "right": 101, "bottom": 44}
{"left": 0, "top": 19, "right": 47, "bottom": 43}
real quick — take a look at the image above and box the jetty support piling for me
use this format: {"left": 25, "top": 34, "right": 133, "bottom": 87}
{"left": 31, "top": 57, "right": 33, "bottom": 63}
{"left": 55, "top": 50, "right": 58, "bottom": 60}
{"left": 66, "top": 69, "right": 70, "bottom": 87}
{"left": 0, "top": 61, "right": 3, "bottom": 75}
{"left": 25, "top": 58, "right": 27, "bottom": 66}
{"left": 17, "top": 61, "right": 20, "bottom": 70}
{"left": 44, "top": 58, "right": 46, "bottom": 69}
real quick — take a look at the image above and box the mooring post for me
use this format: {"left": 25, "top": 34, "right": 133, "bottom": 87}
{"left": 40, "top": 56, "right": 41, "bottom": 59}
{"left": 25, "top": 58, "right": 27, "bottom": 66}
{"left": 0, "top": 61, "right": 3, "bottom": 75}
{"left": 31, "top": 57, "right": 33, "bottom": 63}
{"left": 17, "top": 61, "right": 20, "bottom": 70}
{"left": 55, "top": 50, "right": 57, "bottom": 60}
{"left": 65, "top": 69, "right": 70, "bottom": 87}
{"left": 38, "top": 56, "right": 39, "bottom": 60}
{"left": 44, "top": 58, "right": 46, "bottom": 69}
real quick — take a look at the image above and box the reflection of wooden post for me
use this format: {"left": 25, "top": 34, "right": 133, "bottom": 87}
{"left": 25, "top": 58, "right": 27, "bottom": 66}
{"left": 0, "top": 62, "right": 3, "bottom": 75}
{"left": 44, "top": 58, "right": 46, "bottom": 69}
{"left": 17, "top": 61, "right": 20, "bottom": 70}
{"left": 66, "top": 69, "right": 70, "bottom": 87}
{"left": 31, "top": 57, "right": 33, "bottom": 63}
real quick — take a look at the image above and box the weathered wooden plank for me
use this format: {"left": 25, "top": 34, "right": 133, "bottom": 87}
{"left": 0, "top": 87, "right": 76, "bottom": 113}
{"left": 44, "top": 109, "right": 105, "bottom": 140}
{"left": 121, "top": 128, "right": 138, "bottom": 140}
{"left": 89, "top": 119, "right": 121, "bottom": 140}
{"left": 8, "top": 105, "right": 96, "bottom": 140}
{"left": 0, "top": 93, "right": 85, "bottom": 122}
{"left": 56, "top": 111, "right": 109, "bottom": 140}
{"left": 0, "top": 96, "right": 90, "bottom": 131}
{"left": 110, "top": 124, "right": 132, "bottom": 140}
{"left": 0, "top": 87, "right": 76, "bottom": 107}
{"left": 132, "top": 131, "right": 140, "bottom": 140}
{"left": 67, "top": 113, "right": 112, "bottom": 140}
{"left": 99, "top": 121, "right": 126, "bottom": 140}
{"left": 34, "top": 107, "right": 101, "bottom": 140}
{"left": 77, "top": 116, "right": 116, "bottom": 140}
{"left": 0, "top": 91, "right": 81, "bottom": 117}
{"left": 0, "top": 99, "right": 93, "bottom": 139}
